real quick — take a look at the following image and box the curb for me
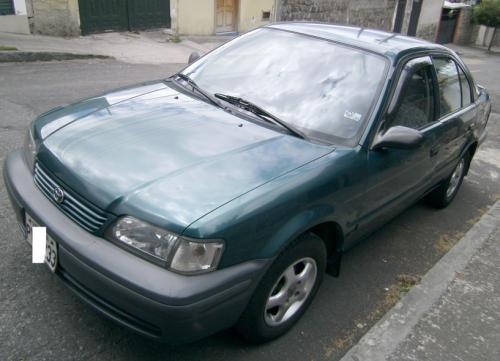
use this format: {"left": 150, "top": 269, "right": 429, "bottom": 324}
{"left": 0, "top": 51, "right": 112, "bottom": 63}
{"left": 340, "top": 200, "right": 500, "bottom": 361}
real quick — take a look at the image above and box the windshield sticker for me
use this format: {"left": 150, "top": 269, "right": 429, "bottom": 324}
{"left": 344, "top": 110, "right": 362, "bottom": 122}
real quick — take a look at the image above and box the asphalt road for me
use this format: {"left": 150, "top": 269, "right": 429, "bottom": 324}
{"left": 1, "top": 51, "right": 499, "bottom": 361}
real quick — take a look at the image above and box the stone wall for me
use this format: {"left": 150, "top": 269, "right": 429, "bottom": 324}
{"left": 494, "top": 30, "right": 500, "bottom": 47}
{"left": 278, "top": 0, "right": 397, "bottom": 32}
{"left": 277, "top": 0, "right": 446, "bottom": 41}
{"left": 454, "top": 7, "right": 500, "bottom": 48}
{"left": 453, "top": 6, "right": 472, "bottom": 45}
{"left": 416, "top": 23, "right": 438, "bottom": 41}
{"left": 475, "top": 24, "right": 500, "bottom": 47}
{"left": 29, "top": 0, "right": 80, "bottom": 36}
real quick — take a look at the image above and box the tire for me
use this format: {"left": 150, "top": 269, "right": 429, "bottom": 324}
{"left": 426, "top": 153, "right": 470, "bottom": 208}
{"left": 236, "top": 232, "right": 327, "bottom": 344}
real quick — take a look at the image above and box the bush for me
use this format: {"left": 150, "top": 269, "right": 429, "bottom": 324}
{"left": 474, "top": 0, "right": 500, "bottom": 50}
{"left": 473, "top": 0, "right": 500, "bottom": 28}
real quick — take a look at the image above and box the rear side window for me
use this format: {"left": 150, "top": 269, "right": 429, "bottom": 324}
{"left": 434, "top": 58, "right": 461, "bottom": 116}
{"left": 458, "top": 65, "right": 472, "bottom": 107}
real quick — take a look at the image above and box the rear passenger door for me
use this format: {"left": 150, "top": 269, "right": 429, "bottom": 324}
{"left": 430, "top": 56, "right": 476, "bottom": 183}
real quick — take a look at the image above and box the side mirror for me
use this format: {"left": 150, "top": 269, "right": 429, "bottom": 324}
{"left": 372, "top": 126, "right": 424, "bottom": 150}
{"left": 188, "top": 51, "right": 200, "bottom": 64}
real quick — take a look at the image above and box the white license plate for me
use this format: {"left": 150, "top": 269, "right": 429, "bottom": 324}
{"left": 25, "top": 213, "right": 58, "bottom": 272}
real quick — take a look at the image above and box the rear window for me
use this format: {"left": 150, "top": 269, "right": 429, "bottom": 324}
{"left": 434, "top": 58, "right": 461, "bottom": 116}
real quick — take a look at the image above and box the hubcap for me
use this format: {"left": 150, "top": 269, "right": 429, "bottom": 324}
{"left": 264, "top": 257, "right": 317, "bottom": 326}
{"left": 446, "top": 158, "right": 465, "bottom": 199}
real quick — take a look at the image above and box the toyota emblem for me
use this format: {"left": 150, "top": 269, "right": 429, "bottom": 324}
{"left": 52, "top": 187, "right": 65, "bottom": 204}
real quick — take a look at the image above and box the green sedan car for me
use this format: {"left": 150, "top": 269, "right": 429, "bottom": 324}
{"left": 4, "top": 23, "right": 491, "bottom": 344}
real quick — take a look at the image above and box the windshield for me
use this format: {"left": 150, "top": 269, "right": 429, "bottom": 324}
{"left": 182, "top": 28, "right": 387, "bottom": 144}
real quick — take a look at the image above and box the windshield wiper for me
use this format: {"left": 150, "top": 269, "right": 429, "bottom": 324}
{"left": 214, "top": 93, "right": 306, "bottom": 139}
{"left": 173, "top": 73, "right": 224, "bottom": 109}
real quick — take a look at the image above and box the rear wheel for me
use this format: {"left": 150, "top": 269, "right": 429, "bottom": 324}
{"left": 426, "top": 153, "right": 469, "bottom": 208}
{"left": 236, "top": 233, "right": 326, "bottom": 343}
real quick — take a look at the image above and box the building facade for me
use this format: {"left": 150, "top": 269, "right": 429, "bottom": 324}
{"left": 0, "top": 0, "right": 443, "bottom": 41}
{"left": 28, "top": 0, "right": 80, "bottom": 36}
{"left": 0, "top": 0, "right": 275, "bottom": 36}
{"left": 172, "top": 0, "right": 275, "bottom": 35}
{"left": 0, "top": 0, "right": 30, "bottom": 34}
{"left": 276, "top": 0, "right": 444, "bottom": 41}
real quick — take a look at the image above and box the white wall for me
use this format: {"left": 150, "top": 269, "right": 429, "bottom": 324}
{"left": 419, "top": 0, "right": 443, "bottom": 27}
{"left": 13, "top": 0, "right": 28, "bottom": 15}
{"left": 238, "top": 0, "right": 274, "bottom": 32}
{"left": 416, "top": 0, "right": 444, "bottom": 41}
{"left": 173, "top": 0, "right": 215, "bottom": 35}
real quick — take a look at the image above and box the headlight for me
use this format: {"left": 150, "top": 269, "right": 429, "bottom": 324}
{"left": 109, "top": 216, "right": 178, "bottom": 264}
{"left": 107, "top": 216, "right": 224, "bottom": 274}
{"left": 23, "top": 125, "right": 36, "bottom": 171}
{"left": 170, "top": 239, "right": 224, "bottom": 273}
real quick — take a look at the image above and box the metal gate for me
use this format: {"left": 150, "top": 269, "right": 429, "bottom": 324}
{"left": 437, "top": 8, "right": 459, "bottom": 44}
{"left": 79, "top": 0, "right": 170, "bottom": 35}
{"left": 0, "top": 0, "right": 14, "bottom": 15}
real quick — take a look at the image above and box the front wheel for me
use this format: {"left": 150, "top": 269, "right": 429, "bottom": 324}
{"left": 236, "top": 233, "right": 326, "bottom": 343}
{"left": 426, "top": 153, "right": 469, "bottom": 208}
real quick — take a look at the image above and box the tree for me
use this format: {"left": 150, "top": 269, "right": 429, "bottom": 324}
{"left": 473, "top": 0, "right": 500, "bottom": 51}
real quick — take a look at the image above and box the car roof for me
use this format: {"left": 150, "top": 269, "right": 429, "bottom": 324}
{"left": 266, "top": 23, "right": 451, "bottom": 63}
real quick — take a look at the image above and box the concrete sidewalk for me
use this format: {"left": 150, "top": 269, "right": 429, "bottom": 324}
{"left": 0, "top": 30, "right": 233, "bottom": 64}
{"left": 340, "top": 200, "right": 500, "bottom": 361}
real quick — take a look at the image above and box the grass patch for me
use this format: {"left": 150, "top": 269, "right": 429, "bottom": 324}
{"left": 435, "top": 232, "right": 465, "bottom": 253}
{"left": 366, "top": 275, "right": 421, "bottom": 321}
{"left": 397, "top": 274, "right": 420, "bottom": 294}
{"left": 0, "top": 45, "right": 18, "bottom": 51}
{"left": 168, "top": 34, "right": 182, "bottom": 43}
{"left": 324, "top": 273, "right": 421, "bottom": 358}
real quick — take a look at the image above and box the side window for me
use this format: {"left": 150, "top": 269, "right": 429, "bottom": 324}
{"left": 434, "top": 58, "right": 461, "bottom": 116}
{"left": 391, "top": 65, "right": 435, "bottom": 130}
{"left": 458, "top": 65, "right": 472, "bottom": 107}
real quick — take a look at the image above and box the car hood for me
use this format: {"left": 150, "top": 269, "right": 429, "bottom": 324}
{"left": 36, "top": 81, "right": 333, "bottom": 232}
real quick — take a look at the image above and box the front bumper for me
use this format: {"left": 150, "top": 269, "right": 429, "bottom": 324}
{"left": 3, "top": 150, "right": 271, "bottom": 344}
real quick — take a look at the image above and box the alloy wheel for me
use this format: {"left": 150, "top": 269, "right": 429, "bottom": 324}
{"left": 446, "top": 158, "right": 465, "bottom": 199}
{"left": 264, "top": 257, "right": 317, "bottom": 326}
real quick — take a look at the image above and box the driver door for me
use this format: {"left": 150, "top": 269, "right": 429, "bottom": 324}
{"left": 349, "top": 56, "right": 441, "bottom": 242}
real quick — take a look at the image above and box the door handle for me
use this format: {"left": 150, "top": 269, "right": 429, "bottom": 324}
{"left": 430, "top": 147, "right": 439, "bottom": 157}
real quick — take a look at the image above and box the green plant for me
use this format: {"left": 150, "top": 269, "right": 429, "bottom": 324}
{"left": 473, "top": 0, "right": 500, "bottom": 27}
{"left": 0, "top": 45, "right": 18, "bottom": 51}
{"left": 169, "top": 34, "right": 181, "bottom": 43}
{"left": 473, "top": 0, "right": 500, "bottom": 50}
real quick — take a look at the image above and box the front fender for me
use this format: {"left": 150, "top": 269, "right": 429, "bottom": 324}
{"left": 258, "top": 204, "right": 341, "bottom": 258}
{"left": 183, "top": 169, "right": 349, "bottom": 268}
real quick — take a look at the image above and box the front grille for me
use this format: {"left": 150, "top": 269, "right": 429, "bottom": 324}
{"left": 33, "top": 163, "right": 108, "bottom": 233}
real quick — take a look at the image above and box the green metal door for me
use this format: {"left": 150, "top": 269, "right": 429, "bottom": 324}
{"left": 79, "top": 0, "right": 128, "bottom": 34}
{"left": 79, "top": 0, "right": 170, "bottom": 35}
{"left": 128, "top": 0, "right": 170, "bottom": 30}
{"left": 0, "top": 0, "right": 14, "bottom": 15}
